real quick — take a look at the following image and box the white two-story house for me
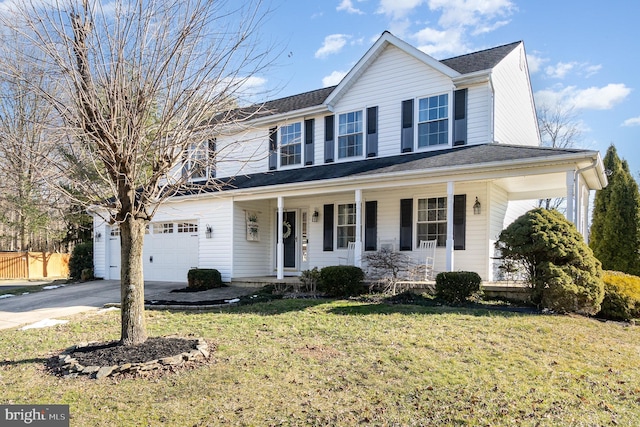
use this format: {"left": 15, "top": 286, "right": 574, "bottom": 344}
{"left": 92, "top": 32, "right": 607, "bottom": 284}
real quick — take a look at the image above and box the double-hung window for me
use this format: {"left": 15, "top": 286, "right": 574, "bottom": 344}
{"left": 418, "top": 94, "right": 449, "bottom": 147}
{"left": 417, "top": 197, "right": 447, "bottom": 247}
{"left": 338, "top": 111, "right": 363, "bottom": 158}
{"left": 337, "top": 203, "right": 356, "bottom": 249}
{"left": 186, "top": 140, "right": 215, "bottom": 181}
{"left": 280, "top": 122, "right": 302, "bottom": 166}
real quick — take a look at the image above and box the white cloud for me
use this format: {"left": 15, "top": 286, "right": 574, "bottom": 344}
{"left": 526, "top": 52, "right": 548, "bottom": 74}
{"left": 535, "top": 83, "right": 631, "bottom": 111}
{"left": 414, "top": 27, "right": 467, "bottom": 56}
{"left": 428, "top": 0, "right": 515, "bottom": 30}
{"left": 322, "top": 70, "right": 348, "bottom": 87}
{"left": 377, "top": 0, "right": 426, "bottom": 20}
{"left": 315, "top": 34, "right": 349, "bottom": 59}
{"left": 337, "top": 0, "right": 364, "bottom": 14}
{"left": 622, "top": 117, "right": 640, "bottom": 127}
{"left": 545, "top": 62, "right": 576, "bottom": 79}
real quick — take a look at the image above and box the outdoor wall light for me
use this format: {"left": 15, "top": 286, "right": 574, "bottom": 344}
{"left": 94, "top": 232, "right": 102, "bottom": 242}
{"left": 312, "top": 210, "right": 319, "bottom": 222}
{"left": 473, "top": 197, "right": 481, "bottom": 215}
{"left": 205, "top": 224, "right": 213, "bottom": 239}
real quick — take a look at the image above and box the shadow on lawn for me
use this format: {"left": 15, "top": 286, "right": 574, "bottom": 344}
{"left": 327, "top": 302, "right": 539, "bottom": 317}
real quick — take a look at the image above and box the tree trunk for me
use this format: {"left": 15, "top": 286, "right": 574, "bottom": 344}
{"left": 119, "top": 216, "right": 148, "bottom": 345}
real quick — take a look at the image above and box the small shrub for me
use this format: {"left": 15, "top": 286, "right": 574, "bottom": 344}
{"left": 598, "top": 271, "right": 640, "bottom": 320}
{"left": 69, "top": 242, "right": 93, "bottom": 280}
{"left": 435, "top": 271, "right": 481, "bottom": 304}
{"left": 300, "top": 267, "right": 321, "bottom": 294}
{"left": 80, "top": 268, "right": 94, "bottom": 282}
{"left": 187, "top": 268, "right": 223, "bottom": 290}
{"left": 319, "top": 265, "right": 365, "bottom": 297}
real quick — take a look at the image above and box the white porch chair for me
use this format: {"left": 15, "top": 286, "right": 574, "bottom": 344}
{"left": 419, "top": 240, "right": 437, "bottom": 280}
{"left": 338, "top": 241, "right": 356, "bottom": 266}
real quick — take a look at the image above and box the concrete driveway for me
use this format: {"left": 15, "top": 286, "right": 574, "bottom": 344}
{"left": 0, "top": 280, "right": 184, "bottom": 330}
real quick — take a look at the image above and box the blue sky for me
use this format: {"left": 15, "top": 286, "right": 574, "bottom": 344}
{"left": 258, "top": 0, "right": 639, "bottom": 175}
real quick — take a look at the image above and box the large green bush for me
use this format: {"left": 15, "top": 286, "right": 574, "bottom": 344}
{"left": 435, "top": 271, "right": 481, "bottom": 304}
{"left": 495, "top": 208, "right": 604, "bottom": 315}
{"left": 69, "top": 242, "right": 93, "bottom": 280}
{"left": 318, "top": 265, "right": 365, "bottom": 297}
{"left": 598, "top": 271, "right": 640, "bottom": 320}
{"left": 187, "top": 268, "right": 223, "bottom": 290}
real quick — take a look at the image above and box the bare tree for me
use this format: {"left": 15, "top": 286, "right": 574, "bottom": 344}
{"left": 0, "top": 0, "right": 274, "bottom": 345}
{"left": 536, "top": 102, "right": 582, "bottom": 210}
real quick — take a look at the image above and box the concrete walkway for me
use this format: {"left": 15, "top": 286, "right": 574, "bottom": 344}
{"left": 0, "top": 280, "right": 259, "bottom": 331}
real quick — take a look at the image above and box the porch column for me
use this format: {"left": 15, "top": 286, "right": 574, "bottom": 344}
{"left": 277, "top": 196, "right": 284, "bottom": 280}
{"left": 566, "top": 171, "right": 575, "bottom": 224}
{"left": 446, "top": 181, "right": 454, "bottom": 272}
{"left": 354, "top": 189, "right": 363, "bottom": 267}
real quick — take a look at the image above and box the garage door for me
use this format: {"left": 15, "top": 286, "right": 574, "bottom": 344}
{"left": 108, "top": 221, "right": 199, "bottom": 282}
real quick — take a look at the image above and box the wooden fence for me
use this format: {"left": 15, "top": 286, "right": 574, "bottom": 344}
{"left": 0, "top": 252, "right": 70, "bottom": 279}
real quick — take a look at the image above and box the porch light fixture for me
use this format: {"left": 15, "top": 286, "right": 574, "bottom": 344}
{"left": 205, "top": 224, "right": 213, "bottom": 239}
{"left": 312, "top": 210, "right": 319, "bottom": 222}
{"left": 94, "top": 232, "right": 102, "bottom": 242}
{"left": 473, "top": 197, "right": 481, "bottom": 215}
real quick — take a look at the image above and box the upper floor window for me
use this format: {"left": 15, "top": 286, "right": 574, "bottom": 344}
{"left": 185, "top": 140, "right": 216, "bottom": 181}
{"left": 417, "top": 197, "right": 447, "bottom": 247}
{"left": 280, "top": 122, "right": 302, "bottom": 166}
{"left": 338, "top": 111, "right": 363, "bottom": 158}
{"left": 418, "top": 94, "right": 448, "bottom": 147}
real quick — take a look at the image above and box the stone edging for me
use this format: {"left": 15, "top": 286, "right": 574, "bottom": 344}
{"left": 52, "top": 338, "right": 209, "bottom": 379}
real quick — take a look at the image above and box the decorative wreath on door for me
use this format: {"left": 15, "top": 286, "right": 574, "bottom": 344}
{"left": 282, "top": 221, "right": 292, "bottom": 239}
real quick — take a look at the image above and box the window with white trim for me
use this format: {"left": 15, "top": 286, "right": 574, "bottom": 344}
{"left": 338, "top": 111, "right": 363, "bottom": 158}
{"left": 417, "top": 197, "right": 447, "bottom": 247}
{"left": 418, "top": 94, "right": 448, "bottom": 147}
{"left": 185, "top": 140, "right": 215, "bottom": 181}
{"left": 337, "top": 203, "right": 356, "bottom": 249}
{"left": 177, "top": 222, "right": 198, "bottom": 233}
{"left": 280, "top": 122, "right": 302, "bottom": 166}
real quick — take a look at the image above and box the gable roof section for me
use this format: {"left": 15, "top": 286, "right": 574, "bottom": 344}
{"left": 441, "top": 41, "right": 521, "bottom": 74}
{"left": 177, "top": 144, "right": 603, "bottom": 197}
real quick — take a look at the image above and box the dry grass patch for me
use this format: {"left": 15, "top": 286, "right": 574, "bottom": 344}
{"left": 1, "top": 299, "right": 640, "bottom": 425}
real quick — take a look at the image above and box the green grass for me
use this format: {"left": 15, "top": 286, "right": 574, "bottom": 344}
{"left": 0, "top": 279, "right": 68, "bottom": 296}
{"left": 2, "top": 299, "right": 640, "bottom": 426}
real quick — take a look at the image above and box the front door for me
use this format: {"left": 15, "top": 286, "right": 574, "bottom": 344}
{"left": 282, "top": 211, "right": 297, "bottom": 269}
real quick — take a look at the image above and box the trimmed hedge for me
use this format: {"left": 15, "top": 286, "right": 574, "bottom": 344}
{"left": 69, "top": 242, "right": 94, "bottom": 281}
{"left": 435, "top": 271, "right": 482, "bottom": 304}
{"left": 187, "top": 268, "right": 223, "bottom": 290}
{"left": 598, "top": 271, "right": 640, "bottom": 320}
{"left": 318, "top": 265, "right": 365, "bottom": 297}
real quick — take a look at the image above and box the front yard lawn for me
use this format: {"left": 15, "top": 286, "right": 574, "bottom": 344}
{"left": 1, "top": 299, "right": 639, "bottom": 426}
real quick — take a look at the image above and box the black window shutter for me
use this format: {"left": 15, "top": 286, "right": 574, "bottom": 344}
{"left": 400, "top": 198, "right": 413, "bottom": 251}
{"left": 453, "top": 194, "right": 466, "bottom": 250}
{"left": 304, "top": 119, "right": 314, "bottom": 165}
{"left": 268, "top": 127, "right": 277, "bottom": 170}
{"left": 401, "top": 99, "right": 414, "bottom": 153}
{"left": 323, "top": 204, "right": 334, "bottom": 251}
{"left": 365, "top": 201, "right": 377, "bottom": 251}
{"left": 453, "top": 89, "right": 467, "bottom": 147}
{"left": 208, "top": 139, "right": 216, "bottom": 178}
{"left": 324, "top": 115, "right": 334, "bottom": 163}
{"left": 366, "top": 106, "right": 378, "bottom": 158}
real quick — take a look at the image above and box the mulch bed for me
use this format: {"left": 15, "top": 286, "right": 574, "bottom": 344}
{"left": 70, "top": 337, "right": 199, "bottom": 366}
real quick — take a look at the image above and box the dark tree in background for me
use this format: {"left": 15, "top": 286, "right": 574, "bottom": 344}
{"left": 590, "top": 145, "right": 640, "bottom": 276}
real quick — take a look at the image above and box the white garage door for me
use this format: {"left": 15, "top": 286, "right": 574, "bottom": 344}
{"left": 108, "top": 221, "right": 199, "bottom": 282}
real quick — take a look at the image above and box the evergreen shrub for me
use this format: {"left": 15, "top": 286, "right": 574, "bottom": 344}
{"left": 598, "top": 271, "right": 640, "bottom": 320}
{"left": 69, "top": 242, "right": 93, "bottom": 280}
{"left": 187, "top": 268, "right": 223, "bottom": 290}
{"left": 435, "top": 271, "right": 481, "bottom": 304}
{"left": 318, "top": 265, "right": 365, "bottom": 297}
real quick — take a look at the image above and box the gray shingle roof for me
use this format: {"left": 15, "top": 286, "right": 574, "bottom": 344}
{"left": 178, "top": 144, "right": 595, "bottom": 196}
{"left": 441, "top": 41, "right": 521, "bottom": 74}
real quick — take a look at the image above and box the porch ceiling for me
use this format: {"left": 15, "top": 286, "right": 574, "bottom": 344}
{"left": 494, "top": 172, "right": 568, "bottom": 200}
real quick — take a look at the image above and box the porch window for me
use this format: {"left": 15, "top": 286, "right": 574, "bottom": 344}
{"left": 280, "top": 122, "right": 302, "bottom": 166}
{"left": 417, "top": 197, "right": 447, "bottom": 247}
{"left": 418, "top": 94, "right": 448, "bottom": 147}
{"left": 337, "top": 203, "right": 356, "bottom": 249}
{"left": 338, "top": 111, "right": 363, "bottom": 158}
